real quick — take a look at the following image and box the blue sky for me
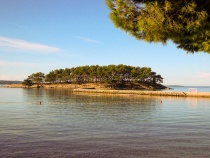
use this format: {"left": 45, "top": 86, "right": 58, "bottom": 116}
{"left": 0, "top": 0, "right": 210, "bottom": 86}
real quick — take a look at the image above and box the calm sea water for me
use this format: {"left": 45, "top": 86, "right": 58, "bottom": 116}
{"left": 0, "top": 88, "right": 210, "bottom": 158}
{"left": 165, "top": 86, "right": 210, "bottom": 92}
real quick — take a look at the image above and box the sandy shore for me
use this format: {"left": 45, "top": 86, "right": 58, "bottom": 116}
{"left": 73, "top": 89, "right": 210, "bottom": 98}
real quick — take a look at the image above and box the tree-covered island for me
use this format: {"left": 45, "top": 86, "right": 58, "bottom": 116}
{"left": 22, "top": 64, "right": 166, "bottom": 90}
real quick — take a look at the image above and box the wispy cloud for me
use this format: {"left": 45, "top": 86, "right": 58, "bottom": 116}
{"left": 0, "top": 36, "right": 62, "bottom": 54}
{"left": 0, "top": 60, "right": 36, "bottom": 67}
{"left": 76, "top": 36, "right": 101, "bottom": 44}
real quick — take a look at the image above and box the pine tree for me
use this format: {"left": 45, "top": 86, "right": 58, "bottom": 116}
{"left": 106, "top": 0, "right": 210, "bottom": 53}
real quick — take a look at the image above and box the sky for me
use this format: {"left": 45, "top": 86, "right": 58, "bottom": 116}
{"left": 0, "top": 0, "right": 210, "bottom": 86}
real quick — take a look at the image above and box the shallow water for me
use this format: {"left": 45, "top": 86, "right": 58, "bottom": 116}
{"left": 165, "top": 86, "right": 210, "bottom": 92}
{"left": 0, "top": 88, "right": 210, "bottom": 158}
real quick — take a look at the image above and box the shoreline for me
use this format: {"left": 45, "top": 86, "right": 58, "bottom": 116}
{"left": 4, "top": 83, "right": 108, "bottom": 89}
{"left": 4, "top": 83, "right": 164, "bottom": 90}
{"left": 73, "top": 89, "right": 210, "bottom": 98}
{"left": 4, "top": 84, "right": 210, "bottom": 98}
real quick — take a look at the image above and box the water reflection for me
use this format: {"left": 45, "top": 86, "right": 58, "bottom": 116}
{"left": 22, "top": 89, "right": 162, "bottom": 127}
{"left": 1, "top": 88, "right": 210, "bottom": 157}
{"left": 187, "top": 97, "right": 198, "bottom": 108}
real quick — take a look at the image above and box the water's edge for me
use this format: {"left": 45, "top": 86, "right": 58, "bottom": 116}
{"left": 74, "top": 89, "right": 210, "bottom": 98}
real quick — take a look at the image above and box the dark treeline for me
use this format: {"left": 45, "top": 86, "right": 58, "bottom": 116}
{"left": 23, "top": 64, "right": 165, "bottom": 89}
{"left": 0, "top": 80, "right": 22, "bottom": 84}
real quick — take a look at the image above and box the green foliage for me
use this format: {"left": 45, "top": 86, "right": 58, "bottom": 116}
{"left": 22, "top": 79, "right": 33, "bottom": 87}
{"left": 27, "top": 72, "right": 45, "bottom": 85}
{"left": 45, "top": 71, "right": 56, "bottom": 83}
{"left": 105, "top": 0, "right": 210, "bottom": 53}
{"left": 24, "top": 65, "right": 164, "bottom": 89}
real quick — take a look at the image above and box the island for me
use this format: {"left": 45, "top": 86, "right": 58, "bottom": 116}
{"left": 6, "top": 64, "right": 210, "bottom": 98}
{"left": 18, "top": 64, "right": 166, "bottom": 90}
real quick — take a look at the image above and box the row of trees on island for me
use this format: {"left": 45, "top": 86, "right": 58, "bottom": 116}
{"left": 22, "top": 64, "right": 164, "bottom": 89}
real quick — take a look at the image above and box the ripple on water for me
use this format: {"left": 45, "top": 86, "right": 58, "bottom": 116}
{"left": 1, "top": 88, "right": 210, "bottom": 157}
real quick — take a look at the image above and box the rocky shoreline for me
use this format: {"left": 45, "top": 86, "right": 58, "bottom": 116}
{"left": 5, "top": 83, "right": 210, "bottom": 98}
{"left": 4, "top": 83, "right": 110, "bottom": 89}
{"left": 73, "top": 89, "right": 210, "bottom": 98}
